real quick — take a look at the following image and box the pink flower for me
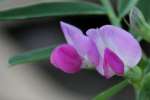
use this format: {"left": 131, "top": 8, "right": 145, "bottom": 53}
{"left": 50, "top": 44, "right": 82, "bottom": 73}
{"left": 50, "top": 22, "right": 142, "bottom": 78}
{"left": 87, "top": 25, "right": 142, "bottom": 78}
{"left": 50, "top": 22, "right": 100, "bottom": 74}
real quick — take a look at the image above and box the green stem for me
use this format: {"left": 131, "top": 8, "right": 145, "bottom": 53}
{"left": 93, "top": 80, "right": 129, "bottom": 100}
{"left": 100, "top": 0, "right": 120, "bottom": 26}
{"left": 135, "top": 89, "right": 140, "bottom": 100}
{"left": 127, "top": 80, "right": 141, "bottom": 100}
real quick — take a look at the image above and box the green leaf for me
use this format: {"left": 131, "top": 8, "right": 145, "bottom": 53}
{"left": 143, "top": 60, "right": 150, "bottom": 75}
{"left": 138, "top": 0, "right": 150, "bottom": 22}
{"left": 93, "top": 80, "right": 128, "bottom": 100}
{"left": 9, "top": 45, "right": 56, "bottom": 65}
{"left": 129, "top": 7, "right": 150, "bottom": 42}
{"left": 100, "top": 0, "right": 120, "bottom": 26}
{"left": 118, "top": 0, "right": 139, "bottom": 17}
{"left": 0, "top": 2, "right": 106, "bottom": 20}
{"left": 138, "top": 73, "right": 150, "bottom": 100}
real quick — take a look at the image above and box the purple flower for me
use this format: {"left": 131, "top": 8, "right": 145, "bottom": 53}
{"left": 50, "top": 22, "right": 100, "bottom": 74}
{"left": 87, "top": 25, "right": 142, "bottom": 78}
{"left": 50, "top": 44, "right": 82, "bottom": 73}
{"left": 50, "top": 22, "right": 142, "bottom": 78}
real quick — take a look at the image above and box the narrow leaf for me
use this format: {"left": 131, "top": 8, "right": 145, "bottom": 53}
{"left": 118, "top": 0, "right": 139, "bottom": 17}
{"left": 0, "top": 2, "right": 106, "bottom": 20}
{"left": 138, "top": 73, "right": 150, "bottom": 100}
{"left": 93, "top": 80, "right": 128, "bottom": 100}
{"left": 9, "top": 45, "right": 56, "bottom": 65}
{"left": 138, "top": 0, "right": 150, "bottom": 22}
{"left": 143, "top": 60, "right": 150, "bottom": 75}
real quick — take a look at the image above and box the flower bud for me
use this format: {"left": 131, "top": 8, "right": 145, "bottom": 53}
{"left": 130, "top": 7, "right": 150, "bottom": 42}
{"left": 50, "top": 44, "right": 82, "bottom": 73}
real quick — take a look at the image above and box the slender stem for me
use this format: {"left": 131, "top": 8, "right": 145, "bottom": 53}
{"left": 100, "top": 0, "right": 120, "bottom": 26}
{"left": 133, "top": 82, "right": 141, "bottom": 100}
{"left": 128, "top": 80, "right": 141, "bottom": 100}
{"left": 135, "top": 90, "right": 140, "bottom": 100}
{"left": 123, "top": 17, "right": 130, "bottom": 27}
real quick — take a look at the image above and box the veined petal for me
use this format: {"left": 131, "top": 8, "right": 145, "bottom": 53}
{"left": 50, "top": 44, "right": 82, "bottom": 74}
{"left": 60, "top": 21, "right": 100, "bottom": 66}
{"left": 60, "top": 21, "right": 84, "bottom": 47}
{"left": 103, "top": 48, "right": 124, "bottom": 78}
{"left": 86, "top": 28, "right": 106, "bottom": 56}
{"left": 99, "top": 25, "right": 142, "bottom": 68}
{"left": 82, "top": 38, "right": 100, "bottom": 66}
{"left": 86, "top": 28, "right": 105, "bottom": 74}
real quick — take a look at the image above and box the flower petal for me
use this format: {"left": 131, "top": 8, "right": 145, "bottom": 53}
{"left": 103, "top": 48, "right": 124, "bottom": 78}
{"left": 50, "top": 44, "right": 82, "bottom": 74}
{"left": 86, "top": 28, "right": 104, "bottom": 73}
{"left": 60, "top": 21, "right": 84, "bottom": 47}
{"left": 86, "top": 28, "right": 106, "bottom": 56}
{"left": 60, "top": 21, "right": 100, "bottom": 66}
{"left": 99, "top": 25, "right": 142, "bottom": 67}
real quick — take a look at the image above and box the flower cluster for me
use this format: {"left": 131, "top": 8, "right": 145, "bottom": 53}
{"left": 50, "top": 22, "right": 142, "bottom": 78}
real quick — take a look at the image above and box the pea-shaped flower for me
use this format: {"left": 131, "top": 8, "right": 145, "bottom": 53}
{"left": 50, "top": 22, "right": 100, "bottom": 74}
{"left": 87, "top": 25, "right": 142, "bottom": 78}
{"left": 50, "top": 22, "right": 142, "bottom": 78}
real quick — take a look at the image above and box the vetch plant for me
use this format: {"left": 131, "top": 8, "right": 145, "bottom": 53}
{"left": 51, "top": 22, "right": 142, "bottom": 79}
{"left": 0, "top": 0, "right": 149, "bottom": 100}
